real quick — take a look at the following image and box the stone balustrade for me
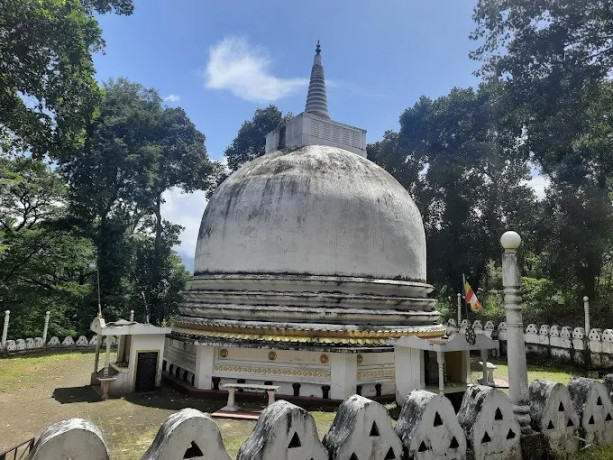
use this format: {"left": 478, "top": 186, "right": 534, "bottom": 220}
{"left": 446, "top": 320, "right": 613, "bottom": 368}
{"left": 22, "top": 376, "right": 613, "bottom": 460}
{"left": 1, "top": 335, "right": 116, "bottom": 353}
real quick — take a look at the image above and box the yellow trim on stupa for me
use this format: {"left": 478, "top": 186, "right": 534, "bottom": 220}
{"left": 172, "top": 321, "right": 445, "bottom": 345}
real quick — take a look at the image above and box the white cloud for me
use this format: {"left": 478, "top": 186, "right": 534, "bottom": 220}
{"left": 164, "top": 94, "right": 181, "bottom": 103}
{"left": 161, "top": 187, "right": 207, "bottom": 260}
{"left": 204, "top": 36, "right": 307, "bottom": 102}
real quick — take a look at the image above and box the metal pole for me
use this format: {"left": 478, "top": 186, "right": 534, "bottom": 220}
{"left": 129, "top": 310, "right": 134, "bottom": 322}
{"left": 96, "top": 268, "right": 102, "bottom": 318}
{"left": 1, "top": 310, "right": 9, "bottom": 347}
{"left": 501, "top": 231, "right": 532, "bottom": 434}
{"left": 42, "top": 311, "right": 50, "bottom": 346}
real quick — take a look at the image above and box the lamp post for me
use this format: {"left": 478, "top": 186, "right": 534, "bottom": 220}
{"left": 500, "top": 231, "right": 532, "bottom": 434}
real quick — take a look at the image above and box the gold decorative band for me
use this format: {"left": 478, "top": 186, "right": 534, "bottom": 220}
{"left": 214, "top": 364, "right": 331, "bottom": 379}
{"left": 173, "top": 322, "right": 444, "bottom": 345}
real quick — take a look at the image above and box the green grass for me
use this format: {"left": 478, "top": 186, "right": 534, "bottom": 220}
{"left": 0, "top": 350, "right": 95, "bottom": 393}
{"left": 469, "top": 356, "right": 589, "bottom": 386}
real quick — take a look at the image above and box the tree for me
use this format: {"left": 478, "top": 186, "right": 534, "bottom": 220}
{"left": 371, "top": 87, "right": 535, "bottom": 296}
{"left": 224, "top": 105, "right": 288, "bottom": 171}
{"left": 62, "top": 79, "right": 219, "bottom": 323}
{"left": 0, "top": 0, "right": 134, "bottom": 158}
{"left": 205, "top": 105, "right": 289, "bottom": 198}
{"left": 471, "top": 0, "right": 613, "bottom": 299}
{"left": 0, "top": 157, "right": 94, "bottom": 338}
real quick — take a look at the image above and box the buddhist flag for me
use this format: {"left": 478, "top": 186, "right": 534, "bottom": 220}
{"left": 463, "top": 274, "right": 483, "bottom": 311}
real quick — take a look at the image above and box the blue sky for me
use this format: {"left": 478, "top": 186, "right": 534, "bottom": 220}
{"left": 92, "top": 0, "right": 502, "bottom": 270}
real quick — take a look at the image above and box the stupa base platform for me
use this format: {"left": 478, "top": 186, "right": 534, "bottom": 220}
{"left": 163, "top": 338, "right": 407, "bottom": 401}
{"left": 162, "top": 371, "right": 396, "bottom": 408}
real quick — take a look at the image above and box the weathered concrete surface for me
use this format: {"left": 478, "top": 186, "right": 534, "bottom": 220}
{"left": 529, "top": 379, "right": 579, "bottom": 455}
{"left": 568, "top": 377, "right": 613, "bottom": 446}
{"left": 194, "top": 145, "right": 426, "bottom": 282}
{"left": 604, "top": 374, "right": 613, "bottom": 405}
{"left": 237, "top": 400, "right": 328, "bottom": 460}
{"left": 27, "top": 418, "right": 109, "bottom": 460}
{"left": 457, "top": 385, "right": 521, "bottom": 460}
{"left": 323, "top": 394, "right": 402, "bottom": 460}
{"left": 395, "top": 390, "right": 466, "bottom": 460}
{"left": 141, "top": 408, "right": 230, "bottom": 460}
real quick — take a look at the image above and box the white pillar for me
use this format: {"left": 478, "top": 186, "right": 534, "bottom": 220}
{"left": 129, "top": 310, "right": 134, "bottom": 322}
{"left": 1, "top": 310, "right": 9, "bottom": 347}
{"left": 93, "top": 335, "right": 101, "bottom": 374}
{"left": 480, "top": 348, "right": 489, "bottom": 384}
{"left": 103, "top": 336, "right": 111, "bottom": 377}
{"left": 42, "top": 311, "right": 51, "bottom": 345}
{"left": 501, "top": 231, "right": 532, "bottom": 434}
{"left": 394, "top": 346, "right": 424, "bottom": 404}
{"left": 457, "top": 293, "right": 462, "bottom": 323}
{"left": 583, "top": 296, "right": 590, "bottom": 335}
{"left": 436, "top": 351, "right": 445, "bottom": 395}
{"left": 330, "top": 353, "right": 357, "bottom": 400}
{"left": 462, "top": 350, "right": 471, "bottom": 384}
{"left": 194, "top": 346, "right": 215, "bottom": 389}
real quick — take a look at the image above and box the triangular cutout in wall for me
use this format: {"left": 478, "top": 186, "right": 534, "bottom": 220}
{"left": 433, "top": 412, "right": 443, "bottom": 426}
{"left": 481, "top": 432, "right": 491, "bottom": 443}
{"left": 183, "top": 441, "right": 203, "bottom": 459}
{"left": 384, "top": 447, "right": 396, "bottom": 459}
{"left": 288, "top": 432, "right": 301, "bottom": 448}
{"left": 370, "top": 421, "right": 380, "bottom": 436}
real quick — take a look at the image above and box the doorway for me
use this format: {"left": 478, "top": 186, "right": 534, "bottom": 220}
{"left": 135, "top": 351, "right": 158, "bottom": 392}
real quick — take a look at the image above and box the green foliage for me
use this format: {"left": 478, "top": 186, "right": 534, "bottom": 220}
{"left": 224, "top": 105, "right": 288, "bottom": 171}
{"left": 371, "top": 87, "right": 536, "bottom": 294}
{"left": 0, "top": 0, "right": 134, "bottom": 158}
{"left": 62, "top": 79, "right": 219, "bottom": 325}
{"left": 471, "top": 0, "right": 613, "bottom": 301}
{"left": 0, "top": 157, "right": 94, "bottom": 338}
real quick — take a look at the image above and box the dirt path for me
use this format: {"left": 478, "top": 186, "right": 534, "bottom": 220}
{"left": 0, "top": 351, "right": 281, "bottom": 459}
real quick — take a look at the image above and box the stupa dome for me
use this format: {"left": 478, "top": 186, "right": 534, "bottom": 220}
{"left": 194, "top": 145, "right": 426, "bottom": 282}
{"left": 172, "top": 43, "right": 443, "bottom": 349}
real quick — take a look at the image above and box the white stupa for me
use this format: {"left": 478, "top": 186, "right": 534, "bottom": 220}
{"left": 166, "top": 43, "right": 445, "bottom": 401}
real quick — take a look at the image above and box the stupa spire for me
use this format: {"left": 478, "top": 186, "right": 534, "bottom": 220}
{"left": 305, "top": 40, "right": 329, "bottom": 119}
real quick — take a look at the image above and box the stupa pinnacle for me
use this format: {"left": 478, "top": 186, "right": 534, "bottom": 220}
{"left": 264, "top": 42, "right": 367, "bottom": 157}
{"left": 305, "top": 41, "right": 329, "bottom": 119}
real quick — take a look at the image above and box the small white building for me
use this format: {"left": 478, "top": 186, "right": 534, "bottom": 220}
{"left": 90, "top": 317, "right": 171, "bottom": 396}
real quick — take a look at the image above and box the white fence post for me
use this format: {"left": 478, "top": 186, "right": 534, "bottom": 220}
{"left": 501, "top": 231, "right": 532, "bottom": 434}
{"left": 1, "top": 310, "right": 9, "bottom": 347}
{"left": 42, "top": 311, "right": 51, "bottom": 346}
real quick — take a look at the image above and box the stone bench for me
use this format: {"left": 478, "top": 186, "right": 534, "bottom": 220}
{"left": 221, "top": 383, "right": 281, "bottom": 412}
{"left": 478, "top": 361, "right": 497, "bottom": 386}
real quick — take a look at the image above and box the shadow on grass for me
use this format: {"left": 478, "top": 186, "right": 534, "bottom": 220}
{"left": 53, "top": 385, "right": 101, "bottom": 404}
